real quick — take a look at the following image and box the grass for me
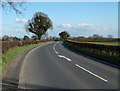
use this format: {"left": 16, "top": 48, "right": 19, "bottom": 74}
{"left": 87, "top": 42, "right": 120, "bottom": 46}
{"left": 69, "top": 40, "right": 120, "bottom": 46}
{"left": 64, "top": 41, "right": 120, "bottom": 67}
{"left": 0, "top": 41, "right": 52, "bottom": 77}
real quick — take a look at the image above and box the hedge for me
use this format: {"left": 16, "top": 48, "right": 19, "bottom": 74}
{"left": 66, "top": 40, "right": 120, "bottom": 56}
{"left": 64, "top": 40, "right": 120, "bottom": 67}
{"left": 2, "top": 40, "right": 51, "bottom": 54}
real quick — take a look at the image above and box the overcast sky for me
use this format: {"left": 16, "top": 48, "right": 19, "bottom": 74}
{"left": 0, "top": 2, "right": 118, "bottom": 38}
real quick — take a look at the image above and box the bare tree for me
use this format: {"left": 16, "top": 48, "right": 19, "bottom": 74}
{"left": 1, "top": 0, "right": 25, "bottom": 14}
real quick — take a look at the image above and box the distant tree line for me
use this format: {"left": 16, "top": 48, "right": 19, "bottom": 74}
{"left": 1, "top": 33, "right": 119, "bottom": 42}
{"left": 1, "top": 35, "right": 60, "bottom": 41}
{"left": 58, "top": 30, "right": 119, "bottom": 42}
{"left": 69, "top": 34, "right": 119, "bottom": 42}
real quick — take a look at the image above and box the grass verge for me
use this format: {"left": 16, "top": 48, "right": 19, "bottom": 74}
{"left": 0, "top": 41, "right": 52, "bottom": 77}
{"left": 63, "top": 41, "right": 120, "bottom": 67}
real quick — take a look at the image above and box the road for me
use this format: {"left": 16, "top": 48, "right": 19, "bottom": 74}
{"left": 18, "top": 41, "right": 119, "bottom": 89}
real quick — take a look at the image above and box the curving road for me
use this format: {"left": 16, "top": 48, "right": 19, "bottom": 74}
{"left": 18, "top": 41, "right": 119, "bottom": 89}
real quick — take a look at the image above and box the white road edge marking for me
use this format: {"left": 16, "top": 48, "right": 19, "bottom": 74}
{"left": 75, "top": 64, "right": 108, "bottom": 82}
{"left": 58, "top": 55, "right": 72, "bottom": 62}
{"left": 18, "top": 42, "right": 53, "bottom": 89}
{"left": 0, "top": 83, "right": 18, "bottom": 88}
{"left": 2, "top": 79, "right": 18, "bottom": 85}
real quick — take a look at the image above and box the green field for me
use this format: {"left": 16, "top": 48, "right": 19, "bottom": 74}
{"left": 68, "top": 40, "right": 120, "bottom": 46}
{"left": 86, "top": 42, "right": 120, "bottom": 46}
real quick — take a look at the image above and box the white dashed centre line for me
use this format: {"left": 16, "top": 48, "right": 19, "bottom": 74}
{"left": 53, "top": 41, "right": 108, "bottom": 83}
{"left": 53, "top": 42, "right": 59, "bottom": 54}
{"left": 55, "top": 51, "right": 58, "bottom": 54}
{"left": 58, "top": 55, "right": 72, "bottom": 62}
{"left": 75, "top": 64, "right": 108, "bottom": 82}
{"left": 53, "top": 42, "right": 71, "bottom": 61}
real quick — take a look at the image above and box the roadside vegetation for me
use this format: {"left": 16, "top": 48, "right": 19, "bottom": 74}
{"left": 63, "top": 40, "right": 120, "bottom": 67}
{"left": 58, "top": 32, "right": 119, "bottom": 67}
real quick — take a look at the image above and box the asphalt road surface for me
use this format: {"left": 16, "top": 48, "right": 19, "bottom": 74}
{"left": 18, "top": 41, "right": 119, "bottom": 89}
